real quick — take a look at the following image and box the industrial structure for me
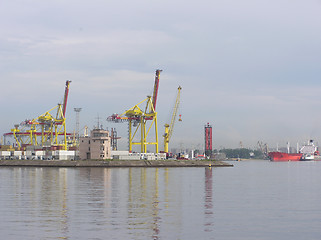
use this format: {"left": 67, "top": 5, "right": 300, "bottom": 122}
{"left": 4, "top": 80, "right": 72, "bottom": 150}
{"left": 205, "top": 123, "right": 213, "bottom": 158}
{"left": 163, "top": 86, "right": 182, "bottom": 153}
{"left": 110, "top": 128, "right": 120, "bottom": 151}
{"left": 1, "top": 81, "right": 76, "bottom": 160}
{"left": 74, "top": 107, "right": 82, "bottom": 147}
{"left": 79, "top": 127, "right": 111, "bottom": 160}
{"left": 1, "top": 69, "right": 187, "bottom": 160}
{"left": 107, "top": 70, "right": 162, "bottom": 153}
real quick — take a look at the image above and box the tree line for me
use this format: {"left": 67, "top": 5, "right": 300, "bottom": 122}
{"left": 218, "top": 148, "right": 264, "bottom": 159}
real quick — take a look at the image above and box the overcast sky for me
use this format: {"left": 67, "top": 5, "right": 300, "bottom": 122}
{"left": 1, "top": 0, "right": 321, "bottom": 151}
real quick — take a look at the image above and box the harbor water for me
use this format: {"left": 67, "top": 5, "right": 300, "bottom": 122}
{"left": 1, "top": 160, "right": 321, "bottom": 239}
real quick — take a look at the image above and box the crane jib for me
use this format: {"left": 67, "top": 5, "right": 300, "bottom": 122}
{"left": 152, "top": 69, "right": 162, "bottom": 110}
{"left": 63, "top": 80, "right": 71, "bottom": 118}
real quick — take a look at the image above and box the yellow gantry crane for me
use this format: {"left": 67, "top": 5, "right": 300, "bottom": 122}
{"left": 107, "top": 70, "right": 161, "bottom": 153}
{"left": 163, "top": 86, "right": 182, "bottom": 153}
{"left": 4, "top": 81, "right": 72, "bottom": 150}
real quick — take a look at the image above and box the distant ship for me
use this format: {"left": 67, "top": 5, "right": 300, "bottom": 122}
{"left": 268, "top": 140, "right": 321, "bottom": 161}
{"left": 268, "top": 141, "right": 302, "bottom": 161}
{"left": 268, "top": 152, "right": 302, "bottom": 161}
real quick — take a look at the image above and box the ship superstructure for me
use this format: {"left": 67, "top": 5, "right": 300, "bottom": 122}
{"left": 299, "top": 140, "right": 320, "bottom": 160}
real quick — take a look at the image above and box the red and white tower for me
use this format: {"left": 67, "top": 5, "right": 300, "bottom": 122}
{"left": 204, "top": 123, "right": 212, "bottom": 158}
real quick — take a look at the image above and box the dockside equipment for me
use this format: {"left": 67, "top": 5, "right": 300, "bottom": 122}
{"left": 107, "top": 70, "right": 161, "bottom": 153}
{"left": 4, "top": 81, "right": 72, "bottom": 150}
{"left": 163, "top": 86, "right": 182, "bottom": 153}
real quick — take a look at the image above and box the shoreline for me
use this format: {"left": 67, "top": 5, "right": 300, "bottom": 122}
{"left": 0, "top": 159, "right": 233, "bottom": 168}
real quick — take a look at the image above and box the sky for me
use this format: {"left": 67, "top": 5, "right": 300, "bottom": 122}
{"left": 1, "top": 0, "right": 321, "bottom": 151}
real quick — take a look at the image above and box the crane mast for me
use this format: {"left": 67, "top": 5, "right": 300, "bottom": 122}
{"left": 163, "top": 86, "right": 182, "bottom": 153}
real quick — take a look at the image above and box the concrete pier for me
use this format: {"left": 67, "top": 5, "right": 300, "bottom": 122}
{"left": 0, "top": 159, "right": 232, "bottom": 168}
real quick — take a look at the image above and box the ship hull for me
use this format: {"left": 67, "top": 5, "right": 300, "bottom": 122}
{"left": 268, "top": 152, "right": 302, "bottom": 161}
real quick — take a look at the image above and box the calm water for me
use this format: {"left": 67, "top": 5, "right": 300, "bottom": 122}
{"left": 1, "top": 161, "right": 321, "bottom": 240}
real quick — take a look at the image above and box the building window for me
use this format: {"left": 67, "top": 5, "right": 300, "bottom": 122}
{"left": 94, "top": 132, "right": 108, "bottom": 138}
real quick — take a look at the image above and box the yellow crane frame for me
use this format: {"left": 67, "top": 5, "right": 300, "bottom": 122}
{"left": 163, "top": 86, "right": 182, "bottom": 153}
{"left": 11, "top": 104, "right": 68, "bottom": 150}
{"left": 107, "top": 70, "right": 161, "bottom": 153}
{"left": 119, "top": 96, "right": 158, "bottom": 153}
{"left": 7, "top": 81, "right": 71, "bottom": 150}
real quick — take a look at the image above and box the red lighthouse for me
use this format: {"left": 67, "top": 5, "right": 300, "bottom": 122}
{"left": 205, "top": 123, "right": 212, "bottom": 158}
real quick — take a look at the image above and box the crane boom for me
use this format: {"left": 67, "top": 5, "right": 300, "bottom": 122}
{"left": 62, "top": 80, "right": 72, "bottom": 118}
{"left": 163, "top": 86, "right": 182, "bottom": 153}
{"left": 152, "top": 69, "right": 162, "bottom": 111}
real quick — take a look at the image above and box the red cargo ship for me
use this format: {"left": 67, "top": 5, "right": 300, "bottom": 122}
{"left": 268, "top": 152, "right": 302, "bottom": 161}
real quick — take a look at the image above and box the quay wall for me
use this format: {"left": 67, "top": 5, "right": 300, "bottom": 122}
{"left": 0, "top": 159, "right": 233, "bottom": 168}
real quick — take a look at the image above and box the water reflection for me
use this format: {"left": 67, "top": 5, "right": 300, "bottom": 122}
{"left": 1, "top": 167, "right": 214, "bottom": 239}
{"left": 3, "top": 162, "right": 321, "bottom": 240}
{"left": 8, "top": 168, "right": 71, "bottom": 239}
{"left": 204, "top": 167, "right": 213, "bottom": 232}
{"left": 127, "top": 168, "right": 161, "bottom": 239}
